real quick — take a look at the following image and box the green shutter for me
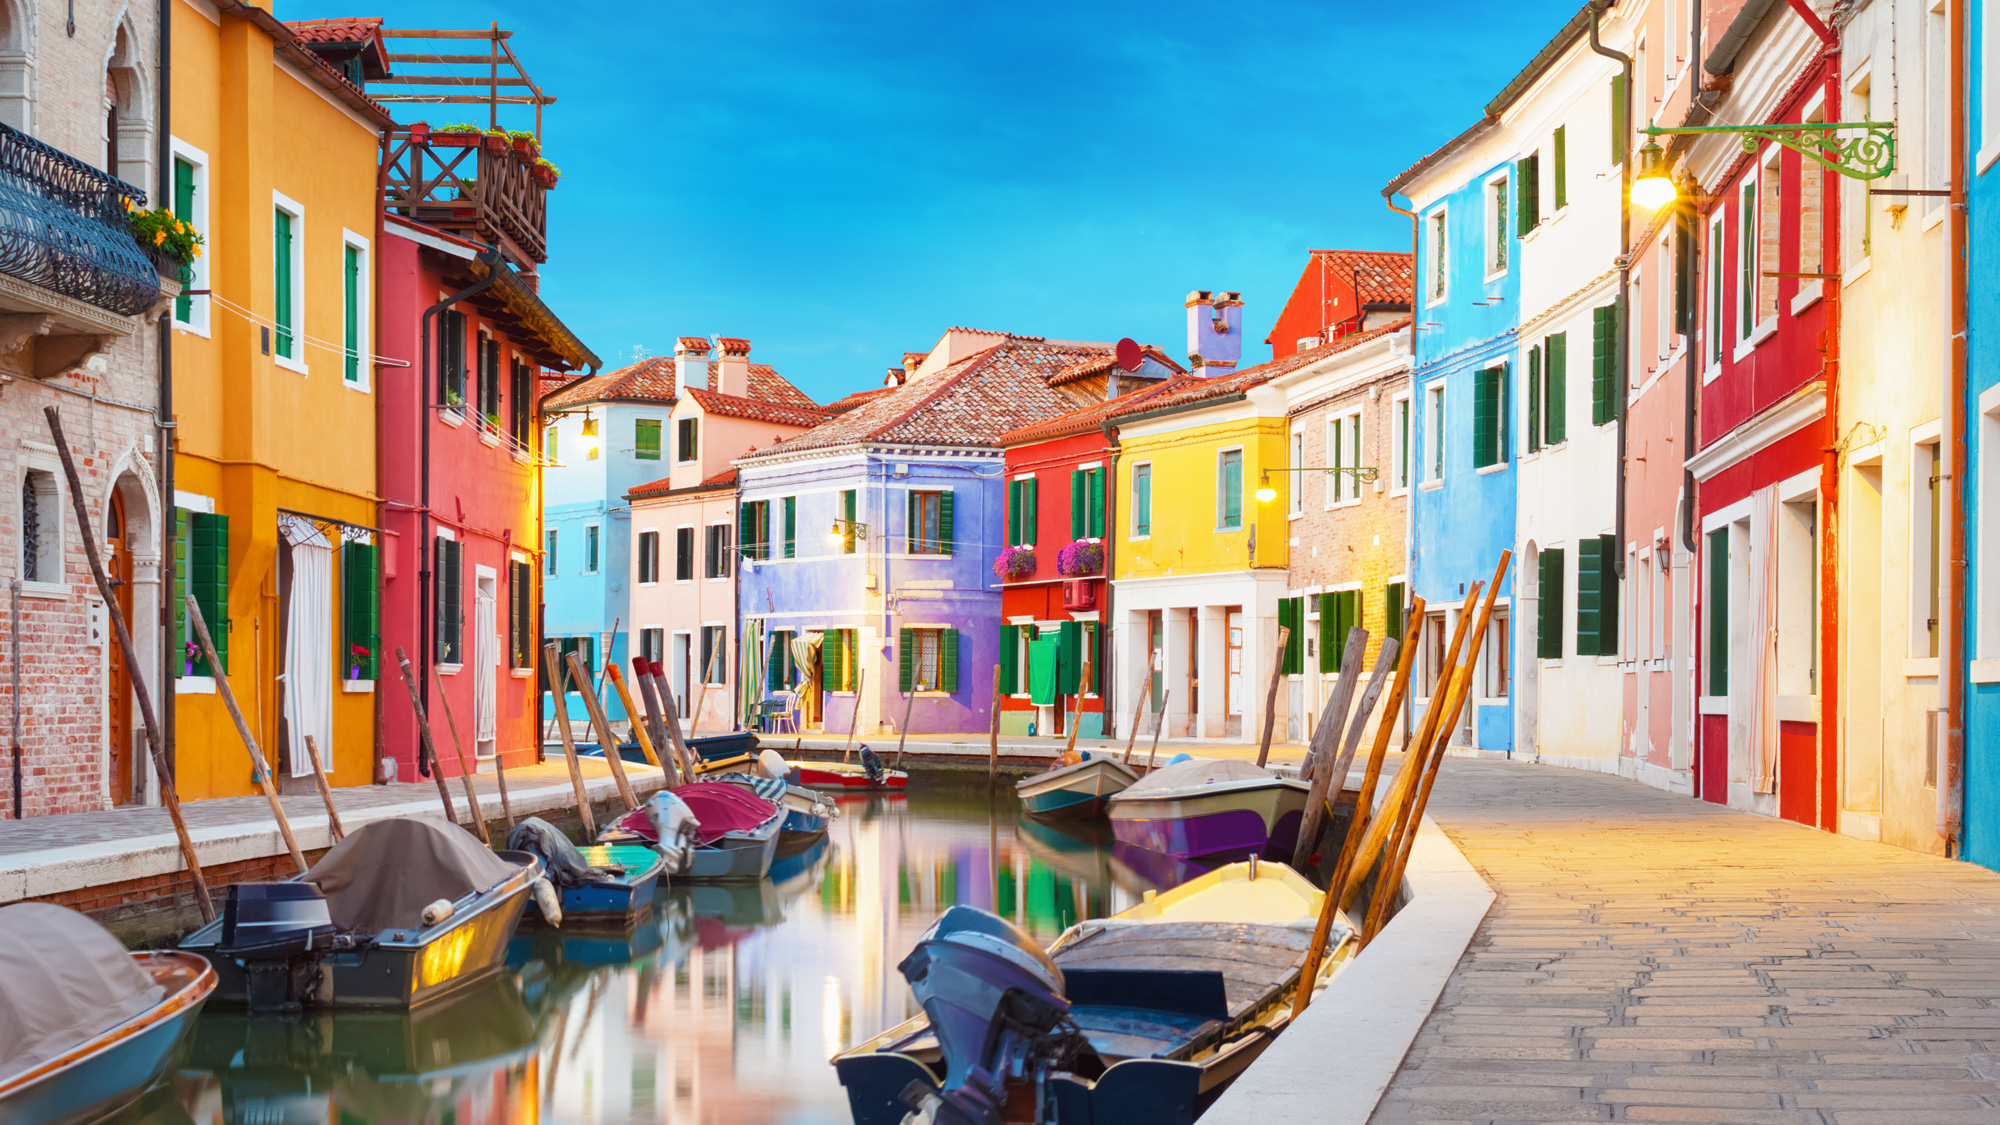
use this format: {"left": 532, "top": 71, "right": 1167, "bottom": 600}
{"left": 1609, "top": 74, "right": 1627, "bottom": 165}
{"left": 1537, "top": 548, "right": 1564, "bottom": 658}
{"left": 1133, "top": 467, "right": 1150, "bottom": 536}
{"left": 189, "top": 512, "right": 229, "bottom": 675}
{"left": 1385, "top": 582, "right": 1406, "bottom": 645}
{"left": 1007, "top": 480, "right": 1021, "bottom": 546}
{"left": 783, "top": 496, "right": 797, "bottom": 558}
{"left": 1553, "top": 126, "right": 1568, "bottom": 210}
{"left": 1472, "top": 367, "right": 1496, "bottom": 467}
{"left": 1070, "top": 471, "right": 1084, "bottom": 539}
{"left": 635, "top": 419, "right": 661, "bottom": 460}
{"left": 1516, "top": 154, "right": 1538, "bottom": 234}
{"left": 172, "top": 507, "right": 188, "bottom": 676}
{"left": 1707, "top": 530, "right": 1730, "bottom": 695}
{"left": 342, "top": 542, "right": 379, "bottom": 679}
{"left": 738, "top": 503, "right": 754, "bottom": 561}
{"left": 343, "top": 244, "right": 360, "bottom": 383}
{"left": 767, "top": 632, "right": 785, "bottom": 691}
{"left": 1591, "top": 305, "right": 1617, "bottom": 426}
{"left": 1600, "top": 534, "right": 1621, "bottom": 658}
{"left": 1221, "top": 453, "right": 1242, "bottom": 528}
{"left": 1674, "top": 216, "right": 1694, "bottom": 335}
{"left": 899, "top": 627, "right": 914, "bottom": 692}
{"left": 822, "top": 629, "right": 846, "bottom": 692}
{"left": 173, "top": 159, "right": 195, "bottom": 321}
{"left": 1023, "top": 479, "right": 1038, "bottom": 546}
{"left": 1088, "top": 469, "right": 1105, "bottom": 538}
{"left": 999, "top": 624, "right": 1019, "bottom": 694}
{"left": 1546, "top": 332, "right": 1568, "bottom": 444}
{"left": 939, "top": 491, "right": 954, "bottom": 554}
{"left": 1058, "top": 621, "right": 1081, "bottom": 694}
{"left": 1279, "top": 598, "right": 1298, "bottom": 675}
{"left": 906, "top": 490, "right": 917, "bottom": 550}
{"left": 942, "top": 628, "right": 959, "bottom": 692}
{"left": 1527, "top": 346, "right": 1542, "bottom": 454}
{"left": 1576, "top": 537, "right": 1604, "bottom": 656}
{"left": 273, "top": 209, "right": 293, "bottom": 359}
{"left": 1317, "top": 593, "right": 1336, "bottom": 673}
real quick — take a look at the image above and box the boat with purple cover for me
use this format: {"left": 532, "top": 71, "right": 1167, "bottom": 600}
{"left": 1106, "top": 758, "right": 1310, "bottom": 864}
{"left": 603, "top": 782, "right": 783, "bottom": 882}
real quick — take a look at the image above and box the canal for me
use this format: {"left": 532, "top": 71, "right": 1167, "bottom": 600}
{"left": 113, "top": 776, "right": 1198, "bottom": 1124}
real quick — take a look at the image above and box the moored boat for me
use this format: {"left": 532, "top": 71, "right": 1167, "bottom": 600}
{"left": 792, "top": 745, "right": 907, "bottom": 791}
{"left": 506, "top": 817, "right": 669, "bottom": 925}
{"left": 0, "top": 904, "right": 219, "bottom": 1125}
{"left": 604, "top": 781, "right": 784, "bottom": 882}
{"left": 1017, "top": 752, "right": 1138, "bottom": 820}
{"left": 1106, "top": 757, "right": 1310, "bottom": 863}
{"left": 709, "top": 768, "right": 838, "bottom": 858}
{"left": 833, "top": 859, "right": 1355, "bottom": 1125}
{"left": 180, "top": 817, "right": 539, "bottom": 1010}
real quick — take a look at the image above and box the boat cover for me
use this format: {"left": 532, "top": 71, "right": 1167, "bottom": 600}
{"left": 305, "top": 817, "right": 519, "bottom": 932}
{"left": 506, "top": 818, "right": 608, "bottom": 890}
{"left": 675, "top": 782, "right": 778, "bottom": 844}
{"left": 0, "top": 903, "right": 164, "bottom": 1082}
{"left": 1122, "top": 757, "right": 1274, "bottom": 795}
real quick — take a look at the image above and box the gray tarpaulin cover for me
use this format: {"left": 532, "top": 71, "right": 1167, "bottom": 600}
{"left": 0, "top": 902, "right": 163, "bottom": 1082}
{"left": 1121, "top": 757, "right": 1274, "bottom": 794}
{"left": 305, "top": 817, "right": 518, "bottom": 932}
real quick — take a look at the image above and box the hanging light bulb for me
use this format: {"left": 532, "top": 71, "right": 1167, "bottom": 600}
{"left": 1255, "top": 472, "right": 1278, "bottom": 504}
{"left": 1630, "top": 140, "right": 1679, "bottom": 211}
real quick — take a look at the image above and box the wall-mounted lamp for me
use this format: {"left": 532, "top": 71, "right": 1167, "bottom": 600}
{"left": 1256, "top": 464, "right": 1380, "bottom": 504}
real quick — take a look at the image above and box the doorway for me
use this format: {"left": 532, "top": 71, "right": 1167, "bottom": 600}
{"left": 1184, "top": 608, "right": 1200, "bottom": 737}
{"left": 475, "top": 570, "right": 498, "bottom": 761}
{"left": 105, "top": 491, "right": 133, "bottom": 804}
{"left": 1225, "top": 607, "right": 1244, "bottom": 739}
{"left": 671, "top": 631, "right": 692, "bottom": 715}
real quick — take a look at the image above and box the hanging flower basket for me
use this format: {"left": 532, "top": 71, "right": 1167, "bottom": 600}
{"left": 531, "top": 158, "right": 560, "bottom": 188}
{"left": 509, "top": 131, "right": 539, "bottom": 159}
{"left": 1056, "top": 540, "right": 1103, "bottom": 578}
{"left": 994, "top": 544, "right": 1036, "bottom": 582}
{"left": 430, "top": 123, "right": 483, "bottom": 147}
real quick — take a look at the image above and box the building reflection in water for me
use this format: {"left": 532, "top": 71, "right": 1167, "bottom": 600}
{"left": 145, "top": 781, "right": 1182, "bottom": 1125}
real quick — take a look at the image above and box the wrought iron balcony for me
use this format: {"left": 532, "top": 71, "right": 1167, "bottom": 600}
{"left": 0, "top": 120, "right": 159, "bottom": 317}
{"left": 383, "top": 129, "right": 547, "bottom": 267}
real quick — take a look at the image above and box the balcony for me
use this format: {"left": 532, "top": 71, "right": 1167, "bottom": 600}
{"left": 383, "top": 128, "right": 547, "bottom": 267}
{"left": 0, "top": 120, "right": 163, "bottom": 375}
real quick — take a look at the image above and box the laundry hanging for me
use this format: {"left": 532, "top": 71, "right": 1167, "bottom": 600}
{"left": 280, "top": 516, "right": 334, "bottom": 779}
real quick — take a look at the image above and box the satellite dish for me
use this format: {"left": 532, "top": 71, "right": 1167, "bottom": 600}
{"left": 1114, "top": 338, "right": 1144, "bottom": 372}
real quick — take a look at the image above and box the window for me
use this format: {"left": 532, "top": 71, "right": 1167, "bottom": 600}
{"left": 18, "top": 469, "right": 58, "bottom": 586}
{"left": 1426, "top": 205, "right": 1448, "bottom": 304}
{"left": 1592, "top": 305, "right": 1619, "bottom": 425}
{"left": 1673, "top": 216, "right": 1694, "bottom": 341}
{"left": 510, "top": 359, "right": 533, "bottom": 444}
{"left": 1385, "top": 582, "right": 1406, "bottom": 644}
{"left": 638, "top": 530, "right": 660, "bottom": 584}
{"left": 839, "top": 489, "right": 858, "bottom": 554}
{"left": 635, "top": 419, "right": 661, "bottom": 460}
{"left": 343, "top": 540, "right": 380, "bottom": 679}
{"left": 821, "top": 628, "right": 859, "bottom": 692}
{"left": 272, "top": 194, "right": 303, "bottom": 368}
{"left": 1845, "top": 69, "right": 1874, "bottom": 268}
{"left": 1706, "top": 528, "right": 1730, "bottom": 695}
{"left": 1329, "top": 410, "right": 1362, "bottom": 503}
{"left": 1482, "top": 608, "right": 1509, "bottom": 698}
{"left": 544, "top": 530, "right": 557, "bottom": 576}
{"left": 584, "top": 524, "right": 600, "bottom": 574}
{"left": 1425, "top": 383, "right": 1445, "bottom": 482}
{"left": 781, "top": 496, "right": 797, "bottom": 559}
{"left": 1707, "top": 217, "right": 1726, "bottom": 368}
{"left": 705, "top": 524, "right": 731, "bottom": 578}
{"left": 1756, "top": 148, "right": 1781, "bottom": 325}
{"left": 170, "top": 143, "right": 209, "bottom": 331}
{"left": 439, "top": 309, "right": 467, "bottom": 411}
{"left": 1317, "top": 589, "right": 1360, "bottom": 673}
{"left": 545, "top": 424, "right": 558, "bottom": 461}
{"left": 739, "top": 499, "right": 771, "bottom": 560}
{"left": 900, "top": 626, "right": 961, "bottom": 692}
{"left": 1651, "top": 547, "right": 1668, "bottom": 663}
{"left": 1916, "top": 438, "right": 1944, "bottom": 658}
{"left": 509, "top": 558, "right": 534, "bottom": 669}
{"left": 1515, "top": 152, "right": 1540, "bottom": 234}
{"left": 1552, "top": 126, "right": 1568, "bottom": 210}
{"left": 1738, "top": 176, "right": 1760, "bottom": 339}
{"left": 1420, "top": 612, "right": 1448, "bottom": 698}
{"left": 341, "top": 234, "right": 367, "bottom": 386}
{"left": 1537, "top": 548, "right": 1565, "bottom": 658}
{"left": 1576, "top": 534, "right": 1619, "bottom": 657}
{"left": 1008, "top": 477, "right": 1040, "bottom": 545}
{"left": 639, "top": 627, "right": 664, "bottom": 668}
{"left": 1800, "top": 100, "right": 1827, "bottom": 275}
{"left": 765, "top": 629, "right": 796, "bottom": 690}
{"left": 1528, "top": 346, "right": 1542, "bottom": 454}
{"left": 1473, "top": 365, "right": 1507, "bottom": 468}
{"left": 677, "top": 417, "right": 698, "bottom": 463}
{"left": 1216, "top": 449, "right": 1244, "bottom": 530}
{"left": 1392, "top": 396, "right": 1411, "bottom": 491}
{"left": 675, "top": 526, "right": 695, "bottom": 581}
{"left": 434, "top": 535, "right": 463, "bottom": 665}
{"left": 1289, "top": 433, "right": 1304, "bottom": 515}
{"left": 1485, "top": 172, "right": 1509, "bottom": 276}
{"left": 1131, "top": 465, "right": 1152, "bottom": 536}
{"left": 172, "top": 507, "right": 230, "bottom": 676}
{"left": 908, "top": 489, "right": 952, "bottom": 554}
{"left": 700, "top": 625, "right": 727, "bottom": 684}
{"left": 1657, "top": 231, "right": 1675, "bottom": 360}
{"left": 1278, "top": 596, "right": 1307, "bottom": 674}
{"left": 583, "top": 418, "right": 598, "bottom": 461}
{"left": 1610, "top": 73, "right": 1628, "bottom": 165}
{"left": 1070, "top": 469, "right": 1105, "bottom": 539}
{"left": 476, "top": 333, "right": 500, "bottom": 421}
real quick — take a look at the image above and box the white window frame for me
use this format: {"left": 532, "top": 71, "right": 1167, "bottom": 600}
{"left": 340, "top": 228, "right": 370, "bottom": 391}
{"left": 168, "top": 137, "right": 211, "bottom": 337}
{"left": 1705, "top": 213, "right": 1726, "bottom": 381}
{"left": 1484, "top": 170, "right": 1510, "bottom": 281}
{"left": 1390, "top": 392, "right": 1412, "bottom": 496}
{"left": 544, "top": 528, "right": 558, "bottom": 576}
{"left": 1794, "top": 92, "right": 1830, "bottom": 312}
{"left": 1735, "top": 171, "right": 1760, "bottom": 359}
{"left": 1129, "top": 460, "right": 1153, "bottom": 540}
{"left": 1288, "top": 430, "right": 1305, "bottom": 517}
{"left": 272, "top": 189, "right": 307, "bottom": 375}
{"left": 1422, "top": 381, "right": 1446, "bottom": 487}
{"left": 1977, "top": 386, "right": 2000, "bottom": 679}
{"left": 1776, "top": 469, "right": 1820, "bottom": 697}
{"left": 1327, "top": 408, "right": 1363, "bottom": 508}
{"left": 16, "top": 455, "right": 67, "bottom": 598}
{"left": 1911, "top": 422, "right": 1945, "bottom": 666}
{"left": 583, "top": 522, "right": 601, "bottom": 576}
{"left": 1844, "top": 66, "right": 1875, "bottom": 281}
{"left": 1425, "top": 204, "right": 1449, "bottom": 306}
{"left": 636, "top": 527, "right": 660, "bottom": 586}
{"left": 675, "top": 523, "right": 697, "bottom": 584}
{"left": 1216, "top": 446, "right": 1246, "bottom": 532}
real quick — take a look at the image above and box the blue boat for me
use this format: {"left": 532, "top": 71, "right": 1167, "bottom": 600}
{"left": 505, "top": 819, "right": 669, "bottom": 926}
{"left": 1016, "top": 754, "right": 1139, "bottom": 820}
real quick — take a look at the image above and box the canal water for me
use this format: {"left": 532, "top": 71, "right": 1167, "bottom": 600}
{"left": 114, "top": 777, "right": 1201, "bottom": 1125}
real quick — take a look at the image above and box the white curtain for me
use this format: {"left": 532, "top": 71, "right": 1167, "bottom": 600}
{"left": 1747, "top": 488, "right": 1780, "bottom": 795}
{"left": 282, "top": 523, "right": 334, "bottom": 779}
{"left": 476, "top": 584, "right": 497, "bottom": 749}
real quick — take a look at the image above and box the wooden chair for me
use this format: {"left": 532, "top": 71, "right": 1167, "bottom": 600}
{"left": 763, "top": 692, "right": 800, "bottom": 735}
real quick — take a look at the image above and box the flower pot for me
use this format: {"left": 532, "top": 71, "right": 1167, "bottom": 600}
{"left": 530, "top": 167, "right": 558, "bottom": 189}
{"left": 408, "top": 122, "right": 431, "bottom": 143}
{"left": 511, "top": 136, "right": 537, "bottom": 158}
{"left": 482, "top": 135, "right": 507, "bottom": 153}
{"left": 184, "top": 659, "right": 195, "bottom": 676}
{"left": 349, "top": 666, "right": 362, "bottom": 681}
{"left": 430, "top": 131, "right": 480, "bottom": 147}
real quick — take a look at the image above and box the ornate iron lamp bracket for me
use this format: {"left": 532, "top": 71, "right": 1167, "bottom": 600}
{"left": 1642, "top": 121, "right": 1896, "bottom": 181}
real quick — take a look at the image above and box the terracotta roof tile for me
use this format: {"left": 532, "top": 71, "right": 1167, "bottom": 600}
{"left": 682, "top": 387, "right": 830, "bottom": 428}
{"left": 716, "top": 337, "right": 751, "bottom": 355}
{"left": 287, "top": 16, "right": 382, "bottom": 43}
{"left": 628, "top": 466, "right": 738, "bottom": 501}
{"left": 708, "top": 361, "right": 819, "bottom": 411}
{"left": 1000, "top": 375, "right": 1210, "bottom": 445}
{"left": 542, "top": 356, "right": 819, "bottom": 413}
{"left": 1312, "top": 249, "right": 1416, "bottom": 308}
{"left": 1104, "top": 319, "right": 1412, "bottom": 420}
{"left": 821, "top": 386, "right": 896, "bottom": 415}
{"left": 676, "top": 336, "right": 712, "bottom": 352}
{"left": 1047, "top": 345, "right": 1187, "bottom": 387}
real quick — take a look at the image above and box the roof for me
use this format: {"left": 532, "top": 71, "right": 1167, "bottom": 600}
{"left": 999, "top": 376, "right": 1210, "bottom": 445}
{"left": 710, "top": 361, "right": 818, "bottom": 412}
{"left": 287, "top": 15, "right": 383, "bottom": 44}
{"left": 682, "top": 387, "right": 830, "bottom": 428}
{"left": 1108, "top": 320, "right": 1412, "bottom": 423}
{"left": 216, "top": 4, "right": 392, "bottom": 127}
{"left": 740, "top": 336, "right": 1117, "bottom": 460}
{"left": 1046, "top": 345, "right": 1187, "bottom": 388}
{"left": 541, "top": 356, "right": 819, "bottom": 413}
{"left": 820, "top": 386, "right": 896, "bottom": 415}
{"left": 542, "top": 357, "right": 677, "bottom": 410}
{"left": 1382, "top": 1, "right": 1605, "bottom": 199}
{"left": 628, "top": 467, "right": 738, "bottom": 501}
{"left": 1313, "top": 250, "right": 1416, "bottom": 308}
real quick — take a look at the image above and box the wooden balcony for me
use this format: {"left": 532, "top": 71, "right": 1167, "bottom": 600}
{"left": 382, "top": 128, "right": 547, "bottom": 267}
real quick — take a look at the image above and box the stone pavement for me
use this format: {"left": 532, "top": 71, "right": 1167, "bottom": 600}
{"left": 1371, "top": 758, "right": 2000, "bottom": 1125}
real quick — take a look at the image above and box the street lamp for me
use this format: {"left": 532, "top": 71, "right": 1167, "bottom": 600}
{"left": 828, "top": 518, "right": 867, "bottom": 546}
{"left": 1256, "top": 466, "right": 1379, "bottom": 503}
{"left": 1630, "top": 140, "right": 1678, "bottom": 211}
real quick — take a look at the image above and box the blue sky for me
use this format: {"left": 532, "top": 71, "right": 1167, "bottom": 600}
{"left": 288, "top": 0, "right": 1579, "bottom": 403}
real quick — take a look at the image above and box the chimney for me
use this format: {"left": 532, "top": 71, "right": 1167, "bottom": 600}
{"left": 716, "top": 337, "right": 751, "bottom": 397}
{"left": 674, "top": 336, "right": 711, "bottom": 393}
{"left": 1186, "top": 290, "right": 1244, "bottom": 373}
{"left": 884, "top": 366, "right": 907, "bottom": 387}
{"left": 901, "top": 350, "right": 930, "bottom": 380}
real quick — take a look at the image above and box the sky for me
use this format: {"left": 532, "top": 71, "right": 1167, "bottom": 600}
{"left": 286, "top": 0, "right": 1581, "bottom": 404}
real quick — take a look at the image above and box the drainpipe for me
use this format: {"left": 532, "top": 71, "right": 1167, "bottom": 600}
{"left": 417, "top": 265, "right": 500, "bottom": 772}
{"left": 1589, "top": 2, "right": 1633, "bottom": 582}
{"left": 1944, "top": 0, "right": 1968, "bottom": 848}
{"left": 1100, "top": 420, "right": 1121, "bottom": 736}
{"left": 371, "top": 124, "right": 389, "bottom": 782}
{"left": 156, "top": 0, "right": 175, "bottom": 790}
{"left": 1387, "top": 192, "right": 1419, "bottom": 740}
{"left": 1683, "top": 0, "right": 1703, "bottom": 557}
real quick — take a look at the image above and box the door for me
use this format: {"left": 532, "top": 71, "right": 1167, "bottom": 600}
{"left": 671, "top": 632, "right": 692, "bottom": 715}
{"left": 1147, "top": 610, "right": 1164, "bottom": 715}
{"left": 105, "top": 492, "right": 133, "bottom": 804}
{"left": 1185, "top": 609, "right": 1200, "bottom": 737}
{"left": 1225, "top": 608, "right": 1244, "bottom": 734}
{"left": 475, "top": 573, "right": 497, "bottom": 759}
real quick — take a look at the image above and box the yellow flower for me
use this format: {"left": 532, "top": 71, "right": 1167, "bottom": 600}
{"left": 191, "top": 244, "right": 202, "bottom": 259}
{"left": 122, "top": 197, "right": 134, "bottom": 212}
{"left": 153, "top": 230, "right": 165, "bottom": 245}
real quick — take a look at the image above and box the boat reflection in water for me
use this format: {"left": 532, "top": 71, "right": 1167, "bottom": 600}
{"left": 124, "top": 777, "right": 1195, "bottom": 1124}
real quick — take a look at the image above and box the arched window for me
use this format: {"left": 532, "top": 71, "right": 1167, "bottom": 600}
{"left": 106, "top": 20, "right": 151, "bottom": 191}
{"left": 0, "top": 0, "right": 33, "bottom": 133}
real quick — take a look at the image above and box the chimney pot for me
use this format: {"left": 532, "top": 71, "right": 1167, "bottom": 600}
{"left": 674, "top": 336, "right": 711, "bottom": 393}
{"left": 1187, "top": 290, "right": 1243, "bottom": 373}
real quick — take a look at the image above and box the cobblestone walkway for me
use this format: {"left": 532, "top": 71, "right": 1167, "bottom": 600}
{"left": 1373, "top": 758, "right": 2000, "bottom": 1125}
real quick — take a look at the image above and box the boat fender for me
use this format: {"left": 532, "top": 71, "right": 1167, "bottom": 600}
{"left": 531, "top": 877, "right": 564, "bottom": 927}
{"left": 420, "top": 899, "right": 455, "bottom": 927}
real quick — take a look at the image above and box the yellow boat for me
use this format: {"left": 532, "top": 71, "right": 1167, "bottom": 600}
{"left": 833, "top": 858, "right": 1356, "bottom": 1124}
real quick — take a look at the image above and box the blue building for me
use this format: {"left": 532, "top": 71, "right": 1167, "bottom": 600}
{"left": 1385, "top": 121, "right": 1527, "bottom": 753}
{"left": 1963, "top": 0, "right": 2000, "bottom": 867}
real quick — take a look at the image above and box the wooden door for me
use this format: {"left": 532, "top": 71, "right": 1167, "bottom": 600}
{"left": 1184, "top": 608, "right": 1199, "bottom": 737}
{"left": 105, "top": 493, "right": 133, "bottom": 804}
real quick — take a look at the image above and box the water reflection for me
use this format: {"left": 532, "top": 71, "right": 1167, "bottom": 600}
{"left": 132, "top": 780, "right": 1186, "bottom": 1124}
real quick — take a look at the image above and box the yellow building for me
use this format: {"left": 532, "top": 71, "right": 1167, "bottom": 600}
{"left": 1108, "top": 315, "right": 1309, "bottom": 742}
{"left": 167, "top": 6, "right": 390, "bottom": 798}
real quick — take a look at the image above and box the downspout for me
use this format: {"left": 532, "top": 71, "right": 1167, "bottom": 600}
{"left": 1683, "top": 0, "right": 1704, "bottom": 557}
{"left": 1589, "top": 1, "right": 1633, "bottom": 581}
{"left": 1387, "top": 193, "right": 1418, "bottom": 740}
{"left": 370, "top": 121, "right": 389, "bottom": 783}
{"left": 417, "top": 264, "right": 501, "bottom": 772}
{"left": 1806, "top": 9, "right": 1841, "bottom": 836}
{"left": 156, "top": 0, "right": 174, "bottom": 790}
{"left": 1945, "top": 0, "right": 1968, "bottom": 848}
{"left": 1100, "top": 420, "right": 1121, "bottom": 736}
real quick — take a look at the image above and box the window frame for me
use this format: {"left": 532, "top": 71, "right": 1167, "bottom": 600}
{"left": 675, "top": 525, "right": 696, "bottom": 583}
{"left": 583, "top": 523, "right": 601, "bottom": 576}
{"left": 1215, "top": 447, "right": 1245, "bottom": 531}
{"left": 544, "top": 529, "right": 558, "bottom": 576}
{"left": 705, "top": 522, "right": 732, "bottom": 579}
{"left": 272, "top": 190, "right": 306, "bottom": 374}
{"left": 1483, "top": 169, "right": 1511, "bottom": 280}
{"left": 1130, "top": 461, "right": 1153, "bottom": 539}
{"left": 637, "top": 529, "right": 660, "bottom": 585}
{"left": 1423, "top": 381, "right": 1446, "bottom": 486}
{"left": 16, "top": 462, "right": 65, "bottom": 596}
{"left": 1425, "top": 204, "right": 1449, "bottom": 306}
{"left": 1327, "top": 408, "right": 1364, "bottom": 507}
{"left": 676, "top": 417, "right": 698, "bottom": 463}
{"left": 909, "top": 489, "right": 947, "bottom": 555}
{"left": 340, "top": 230, "right": 369, "bottom": 390}
{"left": 1390, "top": 393, "right": 1412, "bottom": 495}
{"left": 169, "top": 137, "right": 211, "bottom": 336}
{"left": 1289, "top": 429, "right": 1305, "bottom": 516}
{"left": 634, "top": 417, "right": 663, "bottom": 461}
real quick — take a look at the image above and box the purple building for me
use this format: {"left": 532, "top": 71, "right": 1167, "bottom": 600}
{"left": 733, "top": 328, "right": 1122, "bottom": 737}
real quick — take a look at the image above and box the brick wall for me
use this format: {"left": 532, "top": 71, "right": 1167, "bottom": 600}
{"left": 1286, "top": 369, "right": 1410, "bottom": 666}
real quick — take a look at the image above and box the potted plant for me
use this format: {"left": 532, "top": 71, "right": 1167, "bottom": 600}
{"left": 444, "top": 386, "right": 464, "bottom": 410}
{"left": 124, "top": 199, "right": 203, "bottom": 282}
{"left": 530, "top": 158, "right": 560, "bottom": 189}
{"left": 484, "top": 410, "right": 501, "bottom": 430}
{"left": 184, "top": 640, "right": 200, "bottom": 677}
{"left": 348, "top": 644, "right": 370, "bottom": 681}
{"left": 508, "top": 129, "right": 538, "bottom": 159}
{"left": 407, "top": 121, "right": 430, "bottom": 144}
{"left": 431, "top": 122, "right": 482, "bottom": 147}
{"left": 994, "top": 544, "right": 1036, "bottom": 582}
{"left": 1056, "top": 540, "right": 1103, "bottom": 578}
{"left": 482, "top": 128, "right": 508, "bottom": 153}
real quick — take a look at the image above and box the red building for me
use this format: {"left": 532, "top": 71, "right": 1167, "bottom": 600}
{"left": 995, "top": 353, "right": 1183, "bottom": 739}
{"left": 1262, "top": 249, "right": 1414, "bottom": 360}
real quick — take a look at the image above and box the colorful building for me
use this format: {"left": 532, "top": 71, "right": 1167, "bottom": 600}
{"left": 1262, "top": 249, "right": 1413, "bottom": 361}
{"left": 166, "top": 4, "right": 390, "bottom": 800}
{"left": 1966, "top": 0, "right": 2000, "bottom": 868}
{"left": 994, "top": 348, "right": 1183, "bottom": 740}
{"left": 624, "top": 336, "right": 829, "bottom": 730}
{"left": 733, "top": 328, "right": 1122, "bottom": 740}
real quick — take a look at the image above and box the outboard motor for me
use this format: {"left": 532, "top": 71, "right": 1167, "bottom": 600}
{"left": 216, "top": 882, "right": 336, "bottom": 1012}
{"left": 858, "top": 744, "right": 885, "bottom": 785}
{"left": 641, "top": 790, "right": 702, "bottom": 874}
{"left": 895, "top": 906, "right": 1095, "bottom": 1125}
